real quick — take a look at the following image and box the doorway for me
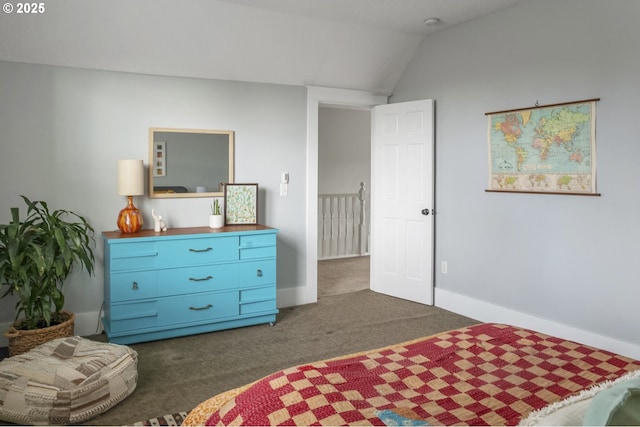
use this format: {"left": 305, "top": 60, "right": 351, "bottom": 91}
{"left": 300, "top": 87, "right": 387, "bottom": 307}
{"left": 317, "top": 105, "right": 372, "bottom": 296}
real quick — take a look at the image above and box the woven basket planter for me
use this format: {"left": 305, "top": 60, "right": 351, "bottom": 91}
{"left": 4, "top": 311, "right": 75, "bottom": 357}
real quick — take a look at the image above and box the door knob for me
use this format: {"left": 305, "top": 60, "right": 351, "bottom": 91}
{"left": 421, "top": 209, "right": 430, "bottom": 216}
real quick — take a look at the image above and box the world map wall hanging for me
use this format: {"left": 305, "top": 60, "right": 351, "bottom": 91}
{"left": 485, "top": 98, "right": 600, "bottom": 196}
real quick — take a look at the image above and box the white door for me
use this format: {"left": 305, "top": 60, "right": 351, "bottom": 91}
{"left": 370, "top": 100, "right": 434, "bottom": 304}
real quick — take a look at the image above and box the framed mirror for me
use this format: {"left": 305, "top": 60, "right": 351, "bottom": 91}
{"left": 149, "top": 128, "right": 234, "bottom": 198}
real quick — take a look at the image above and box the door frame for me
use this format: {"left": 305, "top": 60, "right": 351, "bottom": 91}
{"left": 289, "top": 86, "right": 387, "bottom": 308}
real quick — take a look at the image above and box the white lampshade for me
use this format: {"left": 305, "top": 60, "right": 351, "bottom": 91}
{"left": 117, "top": 160, "right": 144, "bottom": 196}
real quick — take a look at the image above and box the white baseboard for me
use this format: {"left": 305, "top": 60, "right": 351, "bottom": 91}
{"left": 277, "top": 285, "right": 316, "bottom": 309}
{"left": 0, "top": 311, "right": 103, "bottom": 349}
{"left": 435, "top": 288, "right": 640, "bottom": 360}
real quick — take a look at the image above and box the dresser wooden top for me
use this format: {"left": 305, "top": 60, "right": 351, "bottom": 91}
{"left": 102, "top": 224, "right": 275, "bottom": 240}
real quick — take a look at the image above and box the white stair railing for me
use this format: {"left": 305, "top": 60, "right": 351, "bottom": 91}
{"left": 318, "top": 182, "right": 370, "bottom": 260}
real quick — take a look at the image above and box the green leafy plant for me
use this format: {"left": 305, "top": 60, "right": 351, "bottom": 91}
{"left": 0, "top": 196, "right": 95, "bottom": 330}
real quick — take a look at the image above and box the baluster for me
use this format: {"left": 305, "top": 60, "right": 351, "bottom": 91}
{"left": 319, "top": 196, "right": 325, "bottom": 258}
{"left": 317, "top": 198, "right": 323, "bottom": 256}
{"left": 345, "top": 196, "right": 354, "bottom": 255}
{"left": 323, "top": 197, "right": 331, "bottom": 258}
{"left": 331, "top": 196, "right": 339, "bottom": 257}
{"left": 359, "top": 181, "right": 367, "bottom": 255}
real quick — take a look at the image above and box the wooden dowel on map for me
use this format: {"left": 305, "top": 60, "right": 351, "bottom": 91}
{"left": 485, "top": 189, "right": 601, "bottom": 197}
{"left": 485, "top": 98, "right": 600, "bottom": 116}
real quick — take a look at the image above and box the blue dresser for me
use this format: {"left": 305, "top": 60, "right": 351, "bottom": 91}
{"left": 102, "top": 225, "right": 278, "bottom": 344}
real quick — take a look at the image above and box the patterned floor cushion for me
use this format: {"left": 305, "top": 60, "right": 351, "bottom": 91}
{"left": 0, "top": 336, "right": 137, "bottom": 425}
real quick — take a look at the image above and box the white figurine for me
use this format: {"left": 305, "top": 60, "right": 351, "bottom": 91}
{"left": 151, "top": 209, "right": 167, "bottom": 232}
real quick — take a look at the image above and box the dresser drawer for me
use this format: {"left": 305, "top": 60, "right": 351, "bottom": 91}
{"left": 240, "top": 233, "right": 276, "bottom": 248}
{"left": 240, "top": 246, "right": 276, "bottom": 260}
{"left": 157, "top": 291, "right": 239, "bottom": 326}
{"left": 240, "top": 286, "right": 275, "bottom": 302}
{"left": 109, "top": 301, "right": 158, "bottom": 332}
{"left": 240, "top": 287, "right": 276, "bottom": 315}
{"left": 157, "top": 236, "right": 239, "bottom": 267}
{"left": 110, "top": 241, "right": 159, "bottom": 271}
{"left": 110, "top": 271, "right": 157, "bottom": 302}
{"left": 240, "top": 299, "right": 276, "bottom": 315}
{"left": 239, "top": 260, "right": 276, "bottom": 287}
{"left": 157, "top": 264, "right": 239, "bottom": 296}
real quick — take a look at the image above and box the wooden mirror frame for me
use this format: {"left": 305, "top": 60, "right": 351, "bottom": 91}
{"left": 149, "top": 128, "right": 234, "bottom": 199}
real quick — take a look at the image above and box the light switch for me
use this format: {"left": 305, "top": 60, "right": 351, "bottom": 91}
{"left": 280, "top": 183, "right": 288, "bottom": 196}
{"left": 281, "top": 172, "right": 289, "bottom": 183}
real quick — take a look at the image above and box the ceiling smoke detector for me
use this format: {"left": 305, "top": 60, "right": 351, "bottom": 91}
{"left": 423, "top": 18, "right": 442, "bottom": 27}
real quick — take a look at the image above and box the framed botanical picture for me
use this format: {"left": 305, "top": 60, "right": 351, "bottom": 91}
{"left": 224, "top": 183, "right": 258, "bottom": 225}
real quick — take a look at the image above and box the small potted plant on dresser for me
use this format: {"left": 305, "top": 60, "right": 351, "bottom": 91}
{"left": 209, "top": 198, "right": 224, "bottom": 228}
{"left": 0, "top": 196, "right": 95, "bottom": 356}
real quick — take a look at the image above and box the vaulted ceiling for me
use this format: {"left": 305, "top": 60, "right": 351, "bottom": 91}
{"left": 0, "top": 0, "right": 527, "bottom": 93}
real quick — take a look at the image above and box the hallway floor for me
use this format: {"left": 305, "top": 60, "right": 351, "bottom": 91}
{"left": 318, "top": 256, "right": 369, "bottom": 297}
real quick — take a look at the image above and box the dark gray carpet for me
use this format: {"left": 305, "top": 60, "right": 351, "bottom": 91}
{"left": 84, "top": 290, "right": 478, "bottom": 425}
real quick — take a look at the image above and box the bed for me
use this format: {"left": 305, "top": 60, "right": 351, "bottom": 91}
{"left": 183, "top": 323, "right": 640, "bottom": 426}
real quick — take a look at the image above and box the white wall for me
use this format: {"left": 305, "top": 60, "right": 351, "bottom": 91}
{"left": 391, "top": 0, "right": 640, "bottom": 356}
{"left": 318, "top": 107, "right": 370, "bottom": 195}
{"left": 0, "top": 62, "right": 308, "bottom": 342}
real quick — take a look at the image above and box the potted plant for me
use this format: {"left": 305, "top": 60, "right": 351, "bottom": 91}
{"left": 0, "top": 196, "right": 95, "bottom": 356}
{"left": 209, "top": 198, "right": 224, "bottom": 228}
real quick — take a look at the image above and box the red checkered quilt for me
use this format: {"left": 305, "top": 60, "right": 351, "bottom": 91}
{"left": 192, "top": 323, "right": 640, "bottom": 426}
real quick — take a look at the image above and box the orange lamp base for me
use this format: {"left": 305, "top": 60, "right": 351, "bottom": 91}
{"left": 117, "top": 196, "right": 143, "bottom": 233}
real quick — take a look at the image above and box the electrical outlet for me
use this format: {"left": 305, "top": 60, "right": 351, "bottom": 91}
{"left": 441, "top": 261, "right": 448, "bottom": 274}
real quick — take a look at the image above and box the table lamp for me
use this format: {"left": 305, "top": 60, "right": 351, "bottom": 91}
{"left": 117, "top": 159, "right": 144, "bottom": 233}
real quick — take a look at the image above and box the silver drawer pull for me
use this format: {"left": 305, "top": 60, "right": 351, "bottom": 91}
{"left": 132, "top": 281, "right": 139, "bottom": 290}
{"left": 189, "top": 247, "right": 213, "bottom": 253}
{"left": 256, "top": 269, "right": 263, "bottom": 277}
{"left": 189, "top": 275, "right": 213, "bottom": 282}
{"left": 189, "top": 304, "right": 213, "bottom": 311}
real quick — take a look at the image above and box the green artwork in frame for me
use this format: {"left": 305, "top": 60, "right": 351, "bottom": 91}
{"left": 224, "top": 183, "right": 258, "bottom": 225}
